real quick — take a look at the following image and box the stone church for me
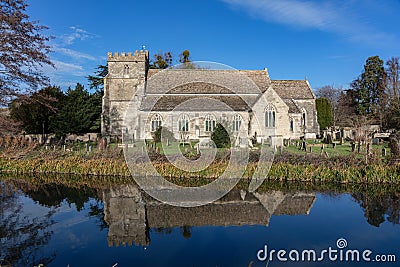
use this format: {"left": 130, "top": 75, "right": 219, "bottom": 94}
{"left": 101, "top": 50, "right": 319, "bottom": 145}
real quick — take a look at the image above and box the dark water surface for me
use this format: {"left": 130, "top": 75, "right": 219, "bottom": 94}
{"left": 0, "top": 178, "right": 399, "bottom": 267}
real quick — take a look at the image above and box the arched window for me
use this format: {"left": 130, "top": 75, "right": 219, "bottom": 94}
{"left": 150, "top": 114, "right": 162, "bottom": 132}
{"left": 232, "top": 114, "right": 242, "bottom": 132}
{"left": 265, "top": 105, "right": 276, "bottom": 128}
{"left": 205, "top": 114, "right": 216, "bottom": 132}
{"left": 301, "top": 109, "right": 307, "bottom": 127}
{"left": 178, "top": 114, "right": 190, "bottom": 132}
{"left": 290, "top": 117, "right": 294, "bottom": 132}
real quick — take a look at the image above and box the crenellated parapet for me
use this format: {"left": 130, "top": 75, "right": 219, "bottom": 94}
{"left": 107, "top": 50, "right": 149, "bottom": 62}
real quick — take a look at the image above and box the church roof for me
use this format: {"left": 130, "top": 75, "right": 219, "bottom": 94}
{"left": 282, "top": 99, "right": 301, "bottom": 113}
{"left": 140, "top": 95, "right": 255, "bottom": 111}
{"left": 140, "top": 70, "right": 314, "bottom": 113}
{"left": 271, "top": 80, "right": 315, "bottom": 100}
{"left": 145, "top": 69, "right": 270, "bottom": 94}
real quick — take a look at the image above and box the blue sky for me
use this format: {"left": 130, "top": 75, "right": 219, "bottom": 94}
{"left": 27, "top": 0, "right": 400, "bottom": 90}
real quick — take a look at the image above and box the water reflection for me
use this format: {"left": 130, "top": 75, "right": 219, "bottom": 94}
{"left": 352, "top": 192, "right": 400, "bottom": 227}
{"left": 0, "top": 182, "right": 56, "bottom": 266}
{"left": 1, "top": 177, "right": 400, "bottom": 266}
{"left": 103, "top": 184, "right": 316, "bottom": 247}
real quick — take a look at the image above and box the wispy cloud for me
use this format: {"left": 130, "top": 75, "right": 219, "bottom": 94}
{"left": 60, "top": 26, "right": 99, "bottom": 45}
{"left": 42, "top": 60, "right": 87, "bottom": 87}
{"left": 53, "top": 46, "right": 97, "bottom": 61}
{"left": 52, "top": 60, "right": 85, "bottom": 75}
{"left": 221, "top": 0, "right": 398, "bottom": 46}
{"left": 46, "top": 26, "right": 102, "bottom": 86}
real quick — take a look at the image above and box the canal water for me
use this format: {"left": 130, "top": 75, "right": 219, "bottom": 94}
{"left": 0, "top": 179, "right": 399, "bottom": 267}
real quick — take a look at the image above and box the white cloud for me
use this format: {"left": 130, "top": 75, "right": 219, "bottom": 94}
{"left": 44, "top": 26, "right": 102, "bottom": 86}
{"left": 221, "top": 0, "right": 397, "bottom": 46}
{"left": 53, "top": 46, "right": 97, "bottom": 61}
{"left": 60, "top": 26, "right": 99, "bottom": 45}
{"left": 42, "top": 60, "right": 86, "bottom": 86}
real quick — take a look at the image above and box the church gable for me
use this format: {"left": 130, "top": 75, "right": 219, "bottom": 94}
{"left": 250, "top": 86, "right": 290, "bottom": 141}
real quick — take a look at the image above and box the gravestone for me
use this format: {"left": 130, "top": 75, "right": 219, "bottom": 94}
{"left": 389, "top": 133, "right": 400, "bottom": 158}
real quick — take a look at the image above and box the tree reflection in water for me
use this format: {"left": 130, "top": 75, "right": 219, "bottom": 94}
{"left": 353, "top": 191, "right": 400, "bottom": 227}
{"left": 0, "top": 182, "right": 56, "bottom": 266}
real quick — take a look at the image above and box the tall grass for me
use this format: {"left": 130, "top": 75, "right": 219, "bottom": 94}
{"left": 1, "top": 147, "right": 400, "bottom": 185}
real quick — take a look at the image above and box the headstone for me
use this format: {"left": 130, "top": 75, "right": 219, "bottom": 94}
{"left": 327, "top": 134, "right": 332, "bottom": 144}
{"left": 89, "top": 145, "right": 93, "bottom": 152}
{"left": 382, "top": 148, "right": 387, "bottom": 157}
{"left": 85, "top": 143, "right": 89, "bottom": 152}
{"left": 351, "top": 143, "right": 356, "bottom": 152}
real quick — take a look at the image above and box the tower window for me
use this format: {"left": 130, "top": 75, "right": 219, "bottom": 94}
{"left": 124, "top": 64, "right": 129, "bottom": 76}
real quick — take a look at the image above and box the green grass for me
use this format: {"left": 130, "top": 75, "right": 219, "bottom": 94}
{"left": 285, "top": 141, "right": 389, "bottom": 158}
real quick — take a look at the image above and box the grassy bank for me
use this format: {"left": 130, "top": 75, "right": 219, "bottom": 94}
{"left": 1, "top": 145, "right": 400, "bottom": 184}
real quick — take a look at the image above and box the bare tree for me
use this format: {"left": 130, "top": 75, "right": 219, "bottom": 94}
{"left": 386, "top": 57, "right": 400, "bottom": 98}
{"left": 384, "top": 57, "right": 400, "bottom": 129}
{"left": 0, "top": 0, "right": 53, "bottom": 106}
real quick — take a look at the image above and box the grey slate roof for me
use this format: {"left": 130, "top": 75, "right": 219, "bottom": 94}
{"left": 271, "top": 80, "right": 315, "bottom": 100}
{"left": 282, "top": 99, "right": 301, "bottom": 113}
{"left": 140, "top": 95, "right": 255, "bottom": 111}
{"left": 145, "top": 69, "right": 270, "bottom": 94}
{"left": 140, "top": 70, "right": 314, "bottom": 113}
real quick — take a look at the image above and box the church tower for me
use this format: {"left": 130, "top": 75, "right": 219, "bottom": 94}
{"left": 101, "top": 50, "right": 149, "bottom": 138}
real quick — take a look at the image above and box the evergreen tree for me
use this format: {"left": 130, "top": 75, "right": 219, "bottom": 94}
{"left": 316, "top": 97, "right": 333, "bottom": 130}
{"left": 211, "top": 123, "right": 231, "bottom": 148}
{"left": 53, "top": 83, "right": 101, "bottom": 135}
{"left": 87, "top": 65, "right": 108, "bottom": 91}
{"left": 350, "top": 56, "right": 387, "bottom": 119}
{"left": 9, "top": 86, "right": 64, "bottom": 134}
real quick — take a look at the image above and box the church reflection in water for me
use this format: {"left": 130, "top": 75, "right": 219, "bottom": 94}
{"left": 103, "top": 184, "right": 316, "bottom": 247}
